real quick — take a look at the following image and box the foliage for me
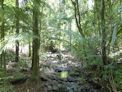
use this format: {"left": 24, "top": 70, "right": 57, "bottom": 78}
{"left": 115, "top": 65, "right": 122, "bottom": 90}
{"left": 0, "top": 0, "right": 122, "bottom": 91}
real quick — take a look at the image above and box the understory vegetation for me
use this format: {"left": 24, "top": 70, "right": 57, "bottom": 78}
{"left": 0, "top": 0, "right": 122, "bottom": 92}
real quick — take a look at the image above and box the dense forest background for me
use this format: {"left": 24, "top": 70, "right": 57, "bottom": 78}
{"left": 0, "top": 0, "right": 122, "bottom": 92}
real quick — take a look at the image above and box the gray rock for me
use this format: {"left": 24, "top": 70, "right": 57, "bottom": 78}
{"left": 67, "top": 77, "right": 77, "bottom": 82}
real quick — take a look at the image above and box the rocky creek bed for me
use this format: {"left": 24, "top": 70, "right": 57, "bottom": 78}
{"left": 1, "top": 51, "right": 103, "bottom": 92}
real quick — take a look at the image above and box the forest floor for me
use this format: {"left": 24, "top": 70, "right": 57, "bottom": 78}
{"left": 0, "top": 49, "right": 119, "bottom": 92}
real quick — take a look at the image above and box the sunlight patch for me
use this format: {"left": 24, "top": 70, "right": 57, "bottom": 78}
{"left": 60, "top": 71, "right": 68, "bottom": 78}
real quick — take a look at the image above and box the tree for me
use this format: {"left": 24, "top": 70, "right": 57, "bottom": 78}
{"left": 31, "top": 0, "right": 40, "bottom": 80}
{"left": 100, "top": 0, "right": 107, "bottom": 65}
{"left": 0, "top": 0, "right": 6, "bottom": 71}
{"left": 71, "top": 0, "right": 85, "bottom": 37}
{"left": 15, "top": 0, "right": 20, "bottom": 62}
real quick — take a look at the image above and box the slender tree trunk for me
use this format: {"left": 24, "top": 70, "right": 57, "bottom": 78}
{"left": 107, "top": 0, "right": 114, "bottom": 54}
{"left": 29, "top": 41, "right": 31, "bottom": 57}
{"left": 71, "top": 0, "right": 85, "bottom": 37}
{"left": 0, "top": 0, "right": 6, "bottom": 71}
{"left": 94, "top": 0, "right": 101, "bottom": 36}
{"left": 100, "top": 0, "right": 107, "bottom": 65}
{"left": 0, "top": 55, "right": 2, "bottom": 68}
{"left": 15, "top": 0, "right": 19, "bottom": 62}
{"left": 68, "top": 22, "right": 72, "bottom": 51}
{"left": 31, "top": 0, "right": 40, "bottom": 80}
{"left": 1, "top": 20, "right": 5, "bottom": 68}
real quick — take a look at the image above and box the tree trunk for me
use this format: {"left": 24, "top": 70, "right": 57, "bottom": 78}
{"left": 15, "top": 0, "right": 19, "bottom": 62}
{"left": 71, "top": 0, "right": 85, "bottom": 37}
{"left": 29, "top": 41, "right": 31, "bottom": 57}
{"left": 94, "top": 0, "right": 101, "bottom": 36}
{"left": 68, "top": 22, "right": 72, "bottom": 51}
{"left": 0, "top": 0, "right": 6, "bottom": 71}
{"left": 31, "top": 0, "right": 40, "bottom": 80}
{"left": 100, "top": 0, "right": 107, "bottom": 65}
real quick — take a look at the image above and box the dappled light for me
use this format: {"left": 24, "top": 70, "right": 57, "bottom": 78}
{"left": 0, "top": 0, "right": 122, "bottom": 92}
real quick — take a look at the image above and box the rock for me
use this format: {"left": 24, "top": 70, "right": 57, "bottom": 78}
{"left": 6, "top": 61, "right": 18, "bottom": 71}
{"left": 57, "top": 54, "right": 63, "bottom": 60}
{"left": 10, "top": 77, "right": 29, "bottom": 85}
{"left": 70, "top": 72, "right": 80, "bottom": 77}
{"left": 20, "top": 68, "right": 30, "bottom": 73}
{"left": 48, "top": 85, "right": 52, "bottom": 89}
{"left": 57, "top": 85, "right": 68, "bottom": 92}
{"left": 52, "top": 85, "right": 58, "bottom": 91}
{"left": 80, "top": 86, "right": 95, "bottom": 92}
{"left": 67, "top": 76, "right": 77, "bottom": 82}
{"left": 117, "top": 58, "right": 122, "bottom": 64}
{"left": 51, "top": 48, "right": 58, "bottom": 53}
{"left": 40, "top": 75, "right": 48, "bottom": 81}
{"left": 54, "top": 67, "right": 63, "bottom": 72}
{"left": 54, "top": 67, "right": 71, "bottom": 73}
{"left": 50, "top": 75, "right": 60, "bottom": 82}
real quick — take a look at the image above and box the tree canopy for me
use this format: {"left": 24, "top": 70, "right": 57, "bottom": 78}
{"left": 0, "top": 0, "right": 122, "bottom": 92}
